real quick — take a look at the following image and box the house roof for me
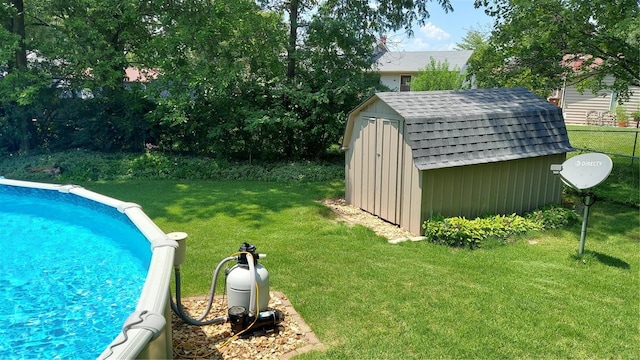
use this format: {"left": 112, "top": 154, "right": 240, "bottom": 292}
{"left": 344, "top": 87, "right": 574, "bottom": 171}
{"left": 125, "top": 67, "right": 160, "bottom": 82}
{"left": 374, "top": 50, "right": 474, "bottom": 73}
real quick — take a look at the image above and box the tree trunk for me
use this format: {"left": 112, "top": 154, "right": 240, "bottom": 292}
{"left": 5, "top": 0, "right": 31, "bottom": 153}
{"left": 11, "top": 0, "right": 27, "bottom": 70}
{"left": 286, "top": 0, "right": 298, "bottom": 80}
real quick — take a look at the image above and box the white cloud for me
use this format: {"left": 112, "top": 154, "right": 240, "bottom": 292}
{"left": 419, "top": 22, "right": 450, "bottom": 41}
{"left": 389, "top": 22, "right": 454, "bottom": 51}
{"left": 404, "top": 37, "right": 456, "bottom": 52}
{"left": 394, "top": 22, "right": 453, "bottom": 51}
{"left": 407, "top": 38, "right": 432, "bottom": 51}
{"left": 441, "top": 42, "right": 458, "bottom": 51}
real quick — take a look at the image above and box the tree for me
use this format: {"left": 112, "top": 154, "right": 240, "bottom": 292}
{"left": 473, "top": 0, "right": 640, "bottom": 100}
{"left": 140, "top": 0, "right": 288, "bottom": 157}
{"left": 455, "top": 25, "right": 490, "bottom": 51}
{"left": 0, "top": 0, "right": 156, "bottom": 153}
{"left": 27, "top": 0, "right": 156, "bottom": 91}
{"left": 1, "top": 0, "right": 465, "bottom": 158}
{"left": 246, "top": 0, "right": 456, "bottom": 158}
{"left": 260, "top": 0, "right": 454, "bottom": 81}
{"left": 0, "top": 0, "right": 287, "bottom": 155}
{"left": 1, "top": 0, "right": 43, "bottom": 153}
{"left": 2, "top": 0, "right": 25, "bottom": 70}
{"left": 410, "top": 57, "right": 467, "bottom": 91}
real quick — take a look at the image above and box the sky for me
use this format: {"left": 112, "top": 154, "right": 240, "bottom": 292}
{"left": 388, "top": 0, "right": 494, "bottom": 51}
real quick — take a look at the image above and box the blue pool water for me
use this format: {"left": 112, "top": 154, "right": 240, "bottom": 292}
{"left": 0, "top": 186, "right": 152, "bottom": 359}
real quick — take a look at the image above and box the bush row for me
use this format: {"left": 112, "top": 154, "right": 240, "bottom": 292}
{"left": 422, "top": 205, "right": 579, "bottom": 249}
{"left": 0, "top": 150, "right": 345, "bottom": 183}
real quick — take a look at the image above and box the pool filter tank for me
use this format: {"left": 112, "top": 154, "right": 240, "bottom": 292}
{"left": 226, "top": 243, "right": 270, "bottom": 313}
{"left": 226, "top": 243, "right": 283, "bottom": 333}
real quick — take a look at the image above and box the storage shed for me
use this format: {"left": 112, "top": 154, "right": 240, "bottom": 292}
{"left": 342, "top": 87, "right": 574, "bottom": 235}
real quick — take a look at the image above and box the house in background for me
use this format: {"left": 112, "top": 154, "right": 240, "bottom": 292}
{"left": 553, "top": 55, "right": 640, "bottom": 126}
{"left": 372, "top": 38, "right": 473, "bottom": 92}
{"left": 125, "top": 67, "right": 160, "bottom": 84}
{"left": 343, "top": 87, "right": 573, "bottom": 235}
{"left": 558, "top": 83, "right": 640, "bottom": 126}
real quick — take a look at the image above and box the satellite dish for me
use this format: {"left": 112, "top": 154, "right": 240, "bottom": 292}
{"left": 551, "top": 153, "right": 613, "bottom": 191}
{"left": 549, "top": 152, "right": 613, "bottom": 255}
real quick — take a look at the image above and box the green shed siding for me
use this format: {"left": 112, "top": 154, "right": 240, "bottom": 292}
{"left": 420, "top": 154, "right": 565, "bottom": 220}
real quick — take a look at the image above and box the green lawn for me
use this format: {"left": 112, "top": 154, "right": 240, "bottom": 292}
{"left": 567, "top": 125, "right": 640, "bottom": 157}
{"left": 566, "top": 126, "right": 640, "bottom": 206}
{"left": 84, "top": 179, "right": 640, "bottom": 359}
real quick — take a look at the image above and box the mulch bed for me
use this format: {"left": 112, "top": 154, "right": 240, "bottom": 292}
{"left": 171, "top": 292, "right": 323, "bottom": 359}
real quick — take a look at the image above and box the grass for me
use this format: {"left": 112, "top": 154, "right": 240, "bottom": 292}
{"left": 563, "top": 152, "right": 639, "bottom": 207}
{"left": 566, "top": 126, "right": 640, "bottom": 207}
{"left": 1, "top": 128, "right": 638, "bottom": 358}
{"left": 81, "top": 179, "right": 640, "bottom": 359}
{"left": 566, "top": 125, "right": 640, "bottom": 157}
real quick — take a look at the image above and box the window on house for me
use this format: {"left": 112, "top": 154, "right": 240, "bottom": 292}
{"left": 400, "top": 75, "right": 411, "bottom": 92}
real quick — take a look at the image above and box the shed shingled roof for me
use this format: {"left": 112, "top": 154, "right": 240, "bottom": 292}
{"left": 352, "top": 88, "right": 574, "bottom": 170}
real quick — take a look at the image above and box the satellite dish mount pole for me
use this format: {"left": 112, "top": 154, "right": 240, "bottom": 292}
{"left": 551, "top": 153, "right": 613, "bottom": 256}
{"left": 579, "top": 192, "right": 596, "bottom": 255}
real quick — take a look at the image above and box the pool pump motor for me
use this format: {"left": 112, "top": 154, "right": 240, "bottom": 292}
{"left": 228, "top": 305, "right": 284, "bottom": 334}
{"left": 226, "top": 243, "right": 284, "bottom": 333}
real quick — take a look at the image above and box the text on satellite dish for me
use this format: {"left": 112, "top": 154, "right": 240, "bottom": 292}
{"left": 576, "top": 160, "right": 603, "bottom": 167}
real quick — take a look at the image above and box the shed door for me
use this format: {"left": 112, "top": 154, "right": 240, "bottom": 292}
{"left": 361, "top": 117, "right": 402, "bottom": 225}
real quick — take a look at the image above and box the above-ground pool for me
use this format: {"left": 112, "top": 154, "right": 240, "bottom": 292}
{"left": 0, "top": 179, "right": 177, "bottom": 359}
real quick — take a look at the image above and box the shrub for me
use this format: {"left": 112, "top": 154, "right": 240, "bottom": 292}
{"left": 0, "top": 150, "right": 345, "bottom": 182}
{"left": 423, "top": 206, "right": 577, "bottom": 249}
{"left": 525, "top": 204, "right": 579, "bottom": 229}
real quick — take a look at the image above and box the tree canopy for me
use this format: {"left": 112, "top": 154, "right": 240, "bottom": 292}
{"left": 1, "top": 0, "right": 455, "bottom": 158}
{"left": 410, "top": 57, "right": 467, "bottom": 91}
{"left": 471, "top": 0, "right": 639, "bottom": 100}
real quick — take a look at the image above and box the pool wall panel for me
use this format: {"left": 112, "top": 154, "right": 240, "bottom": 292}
{"left": 0, "top": 178, "right": 177, "bottom": 360}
